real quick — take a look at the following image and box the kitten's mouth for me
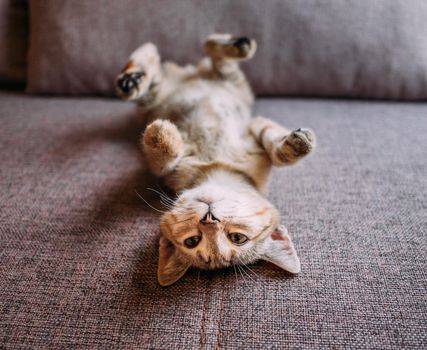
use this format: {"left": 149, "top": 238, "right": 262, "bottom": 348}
{"left": 194, "top": 256, "right": 233, "bottom": 270}
{"left": 197, "top": 198, "right": 213, "bottom": 205}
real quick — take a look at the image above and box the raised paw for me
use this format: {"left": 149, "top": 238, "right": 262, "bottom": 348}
{"left": 116, "top": 42, "right": 161, "bottom": 101}
{"left": 142, "top": 120, "right": 184, "bottom": 176}
{"left": 228, "top": 37, "right": 256, "bottom": 58}
{"left": 286, "top": 128, "right": 315, "bottom": 155}
{"left": 276, "top": 128, "right": 316, "bottom": 163}
{"left": 143, "top": 120, "right": 183, "bottom": 154}
{"left": 116, "top": 71, "right": 145, "bottom": 97}
{"left": 204, "top": 34, "right": 257, "bottom": 60}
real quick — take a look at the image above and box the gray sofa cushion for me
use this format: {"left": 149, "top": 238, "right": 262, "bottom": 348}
{"left": 0, "top": 0, "right": 28, "bottom": 87}
{"left": 1, "top": 92, "right": 426, "bottom": 348}
{"left": 27, "top": 0, "right": 427, "bottom": 99}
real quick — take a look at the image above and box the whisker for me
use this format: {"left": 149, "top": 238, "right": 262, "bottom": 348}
{"left": 147, "top": 187, "right": 176, "bottom": 205}
{"left": 232, "top": 264, "right": 238, "bottom": 283}
{"left": 240, "top": 264, "right": 259, "bottom": 284}
{"left": 240, "top": 252, "right": 260, "bottom": 284}
{"left": 236, "top": 258, "right": 259, "bottom": 285}
{"left": 134, "top": 190, "right": 166, "bottom": 214}
{"left": 240, "top": 258, "right": 261, "bottom": 281}
{"left": 236, "top": 265, "right": 249, "bottom": 287}
{"left": 237, "top": 264, "right": 257, "bottom": 288}
{"left": 222, "top": 213, "right": 259, "bottom": 219}
{"left": 156, "top": 183, "right": 177, "bottom": 200}
{"left": 144, "top": 188, "right": 189, "bottom": 214}
{"left": 146, "top": 188, "right": 176, "bottom": 210}
{"left": 159, "top": 200, "right": 176, "bottom": 211}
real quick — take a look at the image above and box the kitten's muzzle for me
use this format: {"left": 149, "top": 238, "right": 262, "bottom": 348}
{"left": 116, "top": 72, "right": 144, "bottom": 95}
{"left": 200, "top": 211, "right": 220, "bottom": 225}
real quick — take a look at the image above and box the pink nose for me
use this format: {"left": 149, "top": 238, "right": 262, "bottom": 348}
{"left": 200, "top": 212, "right": 220, "bottom": 225}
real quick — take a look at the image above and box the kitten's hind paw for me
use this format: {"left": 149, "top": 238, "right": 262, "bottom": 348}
{"left": 286, "top": 128, "right": 315, "bottom": 155}
{"left": 204, "top": 34, "right": 257, "bottom": 60}
{"left": 116, "top": 42, "right": 161, "bottom": 101}
{"left": 116, "top": 71, "right": 145, "bottom": 97}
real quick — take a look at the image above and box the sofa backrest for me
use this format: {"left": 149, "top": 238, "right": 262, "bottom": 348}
{"left": 0, "top": 0, "right": 28, "bottom": 87}
{"left": 5, "top": 0, "right": 427, "bottom": 99}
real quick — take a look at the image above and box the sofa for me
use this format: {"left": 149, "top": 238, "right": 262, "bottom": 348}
{"left": 1, "top": 1, "right": 426, "bottom": 349}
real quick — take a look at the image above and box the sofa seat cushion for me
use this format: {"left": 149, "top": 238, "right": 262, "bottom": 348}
{"left": 1, "top": 92, "right": 426, "bottom": 348}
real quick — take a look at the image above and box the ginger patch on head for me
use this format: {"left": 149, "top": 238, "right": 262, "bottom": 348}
{"left": 271, "top": 231, "right": 288, "bottom": 241}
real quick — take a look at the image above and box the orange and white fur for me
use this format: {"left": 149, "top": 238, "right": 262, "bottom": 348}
{"left": 116, "top": 34, "right": 315, "bottom": 286}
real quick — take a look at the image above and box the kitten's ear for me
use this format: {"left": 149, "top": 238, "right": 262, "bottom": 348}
{"left": 158, "top": 236, "right": 190, "bottom": 286}
{"left": 262, "top": 225, "right": 301, "bottom": 273}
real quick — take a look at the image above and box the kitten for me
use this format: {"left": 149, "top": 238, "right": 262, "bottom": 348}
{"left": 116, "top": 34, "right": 315, "bottom": 286}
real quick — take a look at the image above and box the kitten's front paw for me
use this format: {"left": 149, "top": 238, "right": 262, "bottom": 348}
{"left": 143, "top": 120, "right": 183, "bottom": 157}
{"left": 277, "top": 128, "right": 316, "bottom": 163}
{"left": 142, "top": 120, "right": 184, "bottom": 176}
{"left": 286, "top": 128, "right": 315, "bottom": 155}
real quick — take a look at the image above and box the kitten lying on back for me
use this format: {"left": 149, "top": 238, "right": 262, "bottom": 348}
{"left": 116, "top": 34, "right": 315, "bottom": 286}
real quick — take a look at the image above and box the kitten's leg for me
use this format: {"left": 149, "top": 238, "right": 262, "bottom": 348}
{"left": 203, "top": 34, "right": 256, "bottom": 82}
{"left": 250, "top": 116, "right": 316, "bottom": 166}
{"left": 116, "top": 43, "right": 163, "bottom": 102}
{"left": 142, "top": 119, "right": 184, "bottom": 176}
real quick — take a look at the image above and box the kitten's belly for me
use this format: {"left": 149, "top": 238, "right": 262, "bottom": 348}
{"left": 160, "top": 80, "right": 272, "bottom": 193}
{"left": 170, "top": 80, "right": 252, "bottom": 160}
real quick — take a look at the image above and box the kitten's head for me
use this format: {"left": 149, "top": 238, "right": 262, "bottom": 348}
{"left": 158, "top": 179, "right": 301, "bottom": 286}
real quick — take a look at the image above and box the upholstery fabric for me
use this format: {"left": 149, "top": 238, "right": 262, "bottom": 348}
{"left": 0, "top": 92, "right": 426, "bottom": 349}
{"left": 27, "top": 0, "right": 427, "bottom": 99}
{"left": 0, "top": 0, "right": 28, "bottom": 86}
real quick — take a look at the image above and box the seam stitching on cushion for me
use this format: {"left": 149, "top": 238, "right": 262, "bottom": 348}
{"left": 199, "top": 280, "right": 210, "bottom": 350}
{"left": 214, "top": 278, "right": 226, "bottom": 350}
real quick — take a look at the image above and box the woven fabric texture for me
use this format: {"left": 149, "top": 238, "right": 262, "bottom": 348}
{"left": 0, "top": 93, "right": 426, "bottom": 349}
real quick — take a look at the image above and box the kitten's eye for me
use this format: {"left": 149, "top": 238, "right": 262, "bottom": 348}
{"left": 228, "top": 232, "right": 249, "bottom": 245}
{"left": 184, "top": 236, "right": 201, "bottom": 248}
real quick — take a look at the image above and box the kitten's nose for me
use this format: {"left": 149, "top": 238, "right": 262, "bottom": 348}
{"left": 200, "top": 211, "right": 220, "bottom": 225}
